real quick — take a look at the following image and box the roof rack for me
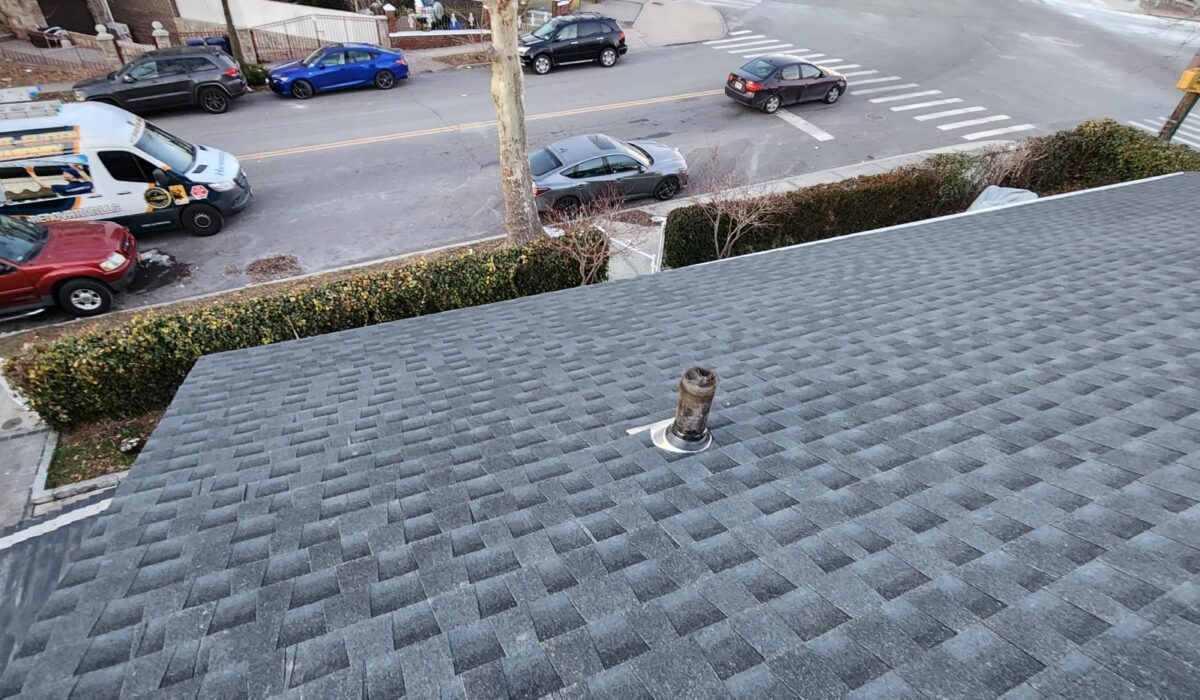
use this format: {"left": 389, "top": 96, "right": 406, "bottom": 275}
{"left": 0, "top": 100, "right": 63, "bottom": 119}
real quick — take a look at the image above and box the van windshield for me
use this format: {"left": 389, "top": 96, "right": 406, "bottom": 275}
{"left": 0, "top": 215, "right": 49, "bottom": 263}
{"left": 136, "top": 121, "right": 194, "bottom": 173}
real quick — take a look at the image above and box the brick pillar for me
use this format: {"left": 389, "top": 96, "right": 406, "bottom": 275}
{"left": 95, "top": 25, "right": 123, "bottom": 70}
{"left": 151, "top": 21, "right": 171, "bottom": 48}
{"left": 383, "top": 4, "right": 398, "bottom": 33}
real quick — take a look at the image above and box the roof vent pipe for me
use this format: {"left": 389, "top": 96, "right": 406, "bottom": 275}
{"left": 665, "top": 366, "right": 718, "bottom": 452}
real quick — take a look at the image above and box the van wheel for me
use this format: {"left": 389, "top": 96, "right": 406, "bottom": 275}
{"left": 291, "top": 80, "right": 314, "bottom": 99}
{"left": 57, "top": 278, "right": 113, "bottom": 317}
{"left": 199, "top": 87, "right": 229, "bottom": 114}
{"left": 181, "top": 203, "right": 224, "bottom": 237}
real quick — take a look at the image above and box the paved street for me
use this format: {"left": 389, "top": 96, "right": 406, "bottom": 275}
{"left": 1, "top": 0, "right": 1196, "bottom": 331}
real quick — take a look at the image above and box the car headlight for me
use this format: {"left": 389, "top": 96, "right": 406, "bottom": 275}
{"left": 99, "top": 252, "right": 127, "bottom": 272}
{"left": 518, "top": 46, "right": 529, "bottom": 54}
{"left": 208, "top": 180, "right": 237, "bottom": 192}
{"left": 275, "top": 75, "right": 290, "bottom": 82}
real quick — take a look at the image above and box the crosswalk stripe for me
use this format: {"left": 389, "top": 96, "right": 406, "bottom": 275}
{"left": 961, "top": 124, "right": 1036, "bottom": 140}
{"left": 848, "top": 76, "right": 901, "bottom": 86}
{"left": 852, "top": 83, "right": 920, "bottom": 95}
{"left": 1176, "top": 123, "right": 1200, "bottom": 138}
{"left": 890, "top": 98, "right": 963, "bottom": 112}
{"left": 914, "top": 106, "right": 987, "bottom": 121}
{"left": 1172, "top": 134, "right": 1200, "bottom": 148}
{"left": 813, "top": 59, "right": 846, "bottom": 65}
{"left": 938, "top": 114, "right": 1010, "bottom": 130}
{"left": 869, "top": 90, "right": 942, "bottom": 104}
{"left": 1127, "top": 120, "right": 1158, "bottom": 134}
{"left": 729, "top": 43, "right": 794, "bottom": 54}
{"left": 821, "top": 64, "right": 860, "bottom": 70}
{"left": 728, "top": 30, "right": 752, "bottom": 35}
{"left": 775, "top": 110, "right": 835, "bottom": 141}
{"left": 705, "top": 34, "right": 765, "bottom": 45}
{"left": 791, "top": 53, "right": 826, "bottom": 60}
{"left": 840, "top": 70, "right": 878, "bottom": 77}
{"left": 718, "top": 39, "right": 776, "bottom": 50}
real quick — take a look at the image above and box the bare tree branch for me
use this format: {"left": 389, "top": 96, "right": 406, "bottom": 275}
{"left": 691, "top": 154, "right": 788, "bottom": 260}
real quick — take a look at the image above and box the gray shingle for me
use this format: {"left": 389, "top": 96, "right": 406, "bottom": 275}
{"left": 7, "top": 174, "right": 1200, "bottom": 697}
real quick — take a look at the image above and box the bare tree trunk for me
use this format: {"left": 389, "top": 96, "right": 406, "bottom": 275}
{"left": 220, "top": 0, "right": 246, "bottom": 66}
{"left": 485, "top": 0, "right": 542, "bottom": 243}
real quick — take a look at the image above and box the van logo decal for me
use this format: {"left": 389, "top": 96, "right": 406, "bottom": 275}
{"left": 190, "top": 185, "right": 209, "bottom": 200}
{"left": 169, "top": 184, "right": 188, "bottom": 205}
{"left": 145, "top": 187, "right": 172, "bottom": 209}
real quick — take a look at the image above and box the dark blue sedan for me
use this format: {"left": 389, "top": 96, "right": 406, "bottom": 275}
{"left": 268, "top": 43, "right": 409, "bottom": 99}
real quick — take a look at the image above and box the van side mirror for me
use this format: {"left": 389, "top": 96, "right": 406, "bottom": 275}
{"left": 152, "top": 168, "right": 170, "bottom": 187}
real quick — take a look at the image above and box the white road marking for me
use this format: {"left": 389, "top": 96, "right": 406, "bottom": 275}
{"left": 821, "top": 64, "right": 860, "bottom": 70}
{"left": 791, "top": 53, "right": 826, "bottom": 60}
{"left": 717, "top": 38, "right": 776, "bottom": 50}
{"left": 848, "top": 76, "right": 902, "bottom": 86}
{"left": 852, "top": 82, "right": 920, "bottom": 95}
{"left": 869, "top": 90, "right": 943, "bottom": 103}
{"left": 0, "top": 499, "right": 112, "bottom": 552}
{"left": 938, "top": 114, "right": 1011, "bottom": 130}
{"left": 890, "top": 98, "right": 963, "bottom": 112}
{"left": 961, "top": 123, "right": 1037, "bottom": 140}
{"left": 914, "top": 106, "right": 987, "bottom": 120}
{"left": 839, "top": 70, "right": 879, "bottom": 77}
{"left": 775, "top": 110, "right": 835, "bottom": 141}
{"left": 706, "top": 33, "right": 760, "bottom": 44}
{"left": 730, "top": 43, "right": 794, "bottom": 54}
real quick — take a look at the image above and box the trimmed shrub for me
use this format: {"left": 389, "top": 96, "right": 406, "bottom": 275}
{"left": 663, "top": 119, "right": 1200, "bottom": 269}
{"left": 663, "top": 156, "right": 975, "bottom": 269}
{"left": 5, "top": 238, "right": 600, "bottom": 428}
{"left": 241, "top": 63, "right": 269, "bottom": 87}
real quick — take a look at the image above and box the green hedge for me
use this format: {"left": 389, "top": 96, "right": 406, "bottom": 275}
{"left": 663, "top": 119, "right": 1200, "bottom": 269}
{"left": 5, "top": 238, "right": 600, "bottom": 428}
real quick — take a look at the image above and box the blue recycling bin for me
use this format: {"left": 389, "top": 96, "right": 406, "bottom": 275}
{"left": 185, "top": 36, "right": 231, "bottom": 55}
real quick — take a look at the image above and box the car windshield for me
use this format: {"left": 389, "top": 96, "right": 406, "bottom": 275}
{"left": 532, "top": 19, "right": 561, "bottom": 39}
{"left": 136, "top": 121, "right": 195, "bottom": 172}
{"left": 741, "top": 59, "right": 775, "bottom": 79}
{"left": 615, "top": 139, "right": 651, "bottom": 167}
{"left": 301, "top": 48, "right": 325, "bottom": 67}
{"left": 0, "top": 215, "right": 49, "bottom": 263}
{"left": 529, "top": 148, "right": 562, "bottom": 176}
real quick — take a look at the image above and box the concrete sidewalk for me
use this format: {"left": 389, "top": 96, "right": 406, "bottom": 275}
{"left": 606, "top": 140, "right": 1015, "bottom": 279}
{"left": 0, "top": 378, "right": 50, "bottom": 531}
{"left": 593, "top": 0, "right": 726, "bottom": 48}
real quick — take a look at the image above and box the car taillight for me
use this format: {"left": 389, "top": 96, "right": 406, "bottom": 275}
{"left": 728, "top": 72, "right": 736, "bottom": 83}
{"left": 395, "top": 58, "right": 407, "bottom": 65}
{"left": 225, "top": 67, "right": 240, "bottom": 77}
{"left": 619, "top": 30, "right": 626, "bottom": 41}
{"left": 744, "top": 81, "right": 762, "bottom": 92}
{"left": 533, "top": 185, "right": 550, "bottom": 196}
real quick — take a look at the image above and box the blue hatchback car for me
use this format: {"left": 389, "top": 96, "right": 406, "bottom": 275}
{"left": 268, "top": 43, "right": 408, "bottom": 99}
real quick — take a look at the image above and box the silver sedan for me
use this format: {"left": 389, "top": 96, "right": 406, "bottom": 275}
{"left": 530, "top": 133, "right": 687, "bottom": 214}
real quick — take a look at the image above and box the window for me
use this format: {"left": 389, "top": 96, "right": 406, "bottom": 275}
{"left": 349, "top": 50, "right": 376, "bottom": 63}
{"left": 532, "top": 18, "right": 562, "bottom": 39}
{"left": 301, "top": 47, "right": 325, "bottom": 67}
{"left": 126, "top": 61, "right": 158, "bottom": 80}
{"left": 136, "top": 121, "right": 195, "bottom": 172}
{"left": 605, "top": 155, "right": 641, "bottom": 174}
{"left": 800, "top": 63, "right": 822, "bottom": 79}
{"left": 779, "top": 64, "right": 800, "bottom": 81}
{"left": 179, "top": 57, "right": 215, "bottom": 72}
{"left": 555, "top": 24, "right": 578, "bottom": 41}
{"left": 321, "top": 51, "right": 347, "bottom": 67}
{"left": 0, "top": 215, "right": 48, "bottom": 263}
{"left": 156, "top": 59, "right": 191, "bottom": 76}
{"left": 565, "top": 158, "right": 607, "bottom": 179}
{"left": 529, "top": 148, "right": 562, "bottom": 177}
{"left": 578, "top": 21, "right": 602, "bottom": 38}
{"left": 740, "top": 59, "right": 775, "bottom": 80}
{"left": 99, "top": 151, "right": 157, "bottom": 182}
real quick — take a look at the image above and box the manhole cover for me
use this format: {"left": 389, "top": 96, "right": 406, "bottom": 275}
{"left": 865, "top": 113, "right": 886, "bottom": 121}
{"left": 2, "top": 417, "right": 21, "bottom": 430}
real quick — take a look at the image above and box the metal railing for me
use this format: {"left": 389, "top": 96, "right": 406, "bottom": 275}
{"left": 0, "top": 40, "right": 107, "bottom": 71}
{"left": 249, "top": 14, "right": 388, "bottom": 63}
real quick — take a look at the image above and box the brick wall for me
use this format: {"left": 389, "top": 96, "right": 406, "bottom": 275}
{"left": 107, "top": 0, "right": 178, "bottom": 41}
{"left": 0, "top": 0, "right": 48, "bottom": 28}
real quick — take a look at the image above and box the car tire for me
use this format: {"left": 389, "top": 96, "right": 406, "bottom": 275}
{"left": 56, "top": 278, "right": 113, "bottom": 317}
{"left": 291, "top": 79, "right": 315, "bottom": 99}
{"left": 553, "top": 196, "right": 580, "bottom": 216}
{"left": 762, "top": 94, "right": 782, "bottom": 114}
{"left": 653, "top": 176, "right": 681, "bottom": 201}
{"left": 532, "top": 55, "right": 552, "bottom": 75}
{"left": 374, "top": 70, "right": 396, "bottom": 89}
{"left": 198, "top": 87, "right": 230, "bottom": 114}
{"left": 181, "top": 203, "right": 224, "bottom": 237}
{"left": 599, "top": 47, "right": 618, "bottom": 67}
{"left": 824, "top": 85, "right": 841, "bottom": 104}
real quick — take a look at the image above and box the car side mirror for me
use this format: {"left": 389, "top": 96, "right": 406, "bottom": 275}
{"left": 122, "top": 74, "right": 135, "bottom": 83}
{"left": 152, "top": 168, "right": 170, "bottom": 187}
{"left": 0, "top": 263, "right": 14, "bottom": 275}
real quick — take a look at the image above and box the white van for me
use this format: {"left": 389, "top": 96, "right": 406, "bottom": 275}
{"left": 0, "top": 100, "right": 251, "bottom": 236}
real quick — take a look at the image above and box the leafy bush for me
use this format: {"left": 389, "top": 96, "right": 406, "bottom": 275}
{"left": 5, "top": 238, "right": 599, "bottom": 428}
{"left": 241, "top": 63, "right": 268, "bottom": 87}
{"left": 663, "top": 119, "right": 1200, "bottom": 268}
{"left": 663, "top": 156, "right": 975, "bottom": 268}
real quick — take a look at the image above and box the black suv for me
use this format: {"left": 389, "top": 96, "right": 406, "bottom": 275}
{"left": 519, "top": 13, "right": 627, "bottom": 75}
{"left": 73, "top": 46, "right": 247, "bottom": 115}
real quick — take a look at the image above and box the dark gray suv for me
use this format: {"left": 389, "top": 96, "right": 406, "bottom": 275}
{"left": 73, "top": 46, "right": 247, "bottom": 115}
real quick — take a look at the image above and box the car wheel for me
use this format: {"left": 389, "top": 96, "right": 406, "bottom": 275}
{"left": 56, "top": 278, "right": 113, "bottom": 317}
{"left": 653, "top": 176, "right": 681, "bottom": 201}
{"left": 291, "top": 79, "right": 314, "bottom": 99}
{"left": 374, "top": 70, "right": 396, "bottom": 89}
{"left": 533, "top": 55, "right": 552, "bottom": 75}
{"left": 198, "top": 87, "right": 229, "bottom": 114}
{"left": 181, "top": 203, "right": 224, "bottom": 237}
{"left": 599, "top": 47, "right": 618, "bottom": 67}
{"left": 762, "top": 94, "right": 782, "bottom": 114}
{"left": 553, "top": 196, "right": 580, "bottom": 216}
{"left": 824, "top": 85, "right": 841, "bottom": 104}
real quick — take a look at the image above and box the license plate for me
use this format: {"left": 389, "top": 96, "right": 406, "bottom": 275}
{"left": 734, "top": 81, "right": 745, "bottom": 91}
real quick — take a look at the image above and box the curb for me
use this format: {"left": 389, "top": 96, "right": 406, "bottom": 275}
{"left": 29, "top": 430, "right": 125, "bottom": 507}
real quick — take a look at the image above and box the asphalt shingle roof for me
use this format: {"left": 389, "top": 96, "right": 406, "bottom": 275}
{"left": 4, "top": 173, "right": 1200, "bottom": 698}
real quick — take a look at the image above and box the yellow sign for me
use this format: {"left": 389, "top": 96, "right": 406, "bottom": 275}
{"left": 145, "top": 187, "right": 172, "bottom": 210}
{"left": 168, "top": 184, "right": 188, "bottom": 206}
{"left": 1178, "top": 68, "right": 1200, "bottom": 94}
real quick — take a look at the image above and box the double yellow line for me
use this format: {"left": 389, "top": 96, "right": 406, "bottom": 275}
{"left": 239, "top": 88, "right": 723, "bottom": 161}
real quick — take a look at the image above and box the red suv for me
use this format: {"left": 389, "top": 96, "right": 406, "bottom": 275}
{"left": 0, "top": 215, "right": 137, "bottom": 317}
